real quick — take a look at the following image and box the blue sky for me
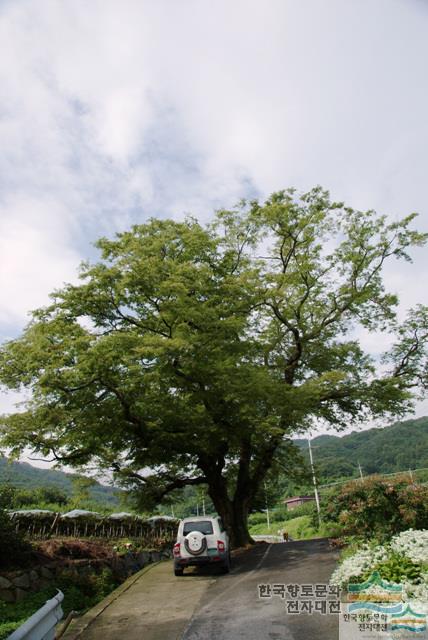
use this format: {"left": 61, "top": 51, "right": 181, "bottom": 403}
{"left": 1, "top": 0, "right": 428, "bottom": 432}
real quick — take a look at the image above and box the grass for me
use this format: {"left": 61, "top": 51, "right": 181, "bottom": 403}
{"left": 0, "top": 568, "right": 120, "bottom": 640}
{"left": 249, "top": 515, "right": 318, "bottom": 539}
{"left": 249, "top": 514, "right": 342, "bottom": 540}
{"left": 0, "top": 588, "right": 57, "bottom": 640}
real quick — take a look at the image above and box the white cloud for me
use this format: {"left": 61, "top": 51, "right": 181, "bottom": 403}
{"left": 0, "top": 196, "right": 80, "bottom": 325}
{"left": 0, "top": 0, "right": 427, "bottom": 431}
{"left": 0, "top": 388, "right": 31, "bottom": 415}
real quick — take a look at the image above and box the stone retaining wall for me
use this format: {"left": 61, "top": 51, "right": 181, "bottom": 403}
{"left": 0, "top": 549, "right": 172, "bottom": 604}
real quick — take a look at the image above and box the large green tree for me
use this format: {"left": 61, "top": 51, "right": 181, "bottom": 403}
{"left": 1, "top": 188, "right": 428, "bottom": 546}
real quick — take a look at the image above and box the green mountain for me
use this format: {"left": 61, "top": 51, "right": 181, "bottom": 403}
{"left": 0, "top": 457, "right": 120, "bottom": 507}
{"left": 1, "top": 417, "right": 427, "bottom": 506}
{"left": 295, "top": 416, "right": 428, "bottom": 483}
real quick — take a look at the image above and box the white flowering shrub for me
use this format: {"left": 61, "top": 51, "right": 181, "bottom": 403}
{"left": 330, "top": 528, "right": 428, "bottom": 613}
{"left": 389, "top": 529, "right": 428, "bottom": 564}
{"left": 330, "top": 544, "right": 389, "bottom": 586}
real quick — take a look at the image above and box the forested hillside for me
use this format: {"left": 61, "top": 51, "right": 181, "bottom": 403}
{"left": 296, "top": 416, "right": 428, "bottom": 482}
{"left": 1, "top": 417, "right": 426, "bottom": 509}
{"left": 0, "top": 458, "right": 120, "bottom": 507}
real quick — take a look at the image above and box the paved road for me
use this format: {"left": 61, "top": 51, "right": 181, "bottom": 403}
{"left": 63, "top": 539, "right": 339, "bottom": 640}
{"left": 183, "top": 539, "right": 340, "bottom": 640}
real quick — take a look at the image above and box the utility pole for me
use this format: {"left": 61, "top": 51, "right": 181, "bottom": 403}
{"left": 308, "top": 438, "right": 322, "bottom": 527}
{"left": 202, "top": 494, "right": 206, "bottom": 516}
{"left": 264, "top": 482, "right": 270, "bottom": 530}
{"left": 358, "top": 461, "right": 364, "bottom": 481}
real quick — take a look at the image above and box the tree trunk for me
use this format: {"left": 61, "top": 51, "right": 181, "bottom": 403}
{"left": 230, "top": 497, "right": 254, "bottom": 548}
{"left": 207, "top": 482, "right": 254, "bottom": 548}
{"left": 199, "top": 436, "right": 279, "bottom": 548}
{"left": 197, "top": 436, "right": 280, "bottom": 549}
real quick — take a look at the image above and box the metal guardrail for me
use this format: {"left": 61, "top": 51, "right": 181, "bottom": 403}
{"left": 8, "top": 590, "right": 64, "bottom": 640}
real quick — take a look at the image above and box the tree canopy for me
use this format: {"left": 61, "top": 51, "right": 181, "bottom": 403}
{"left": 1, "top": 187, "right": 427, "bottom": 545}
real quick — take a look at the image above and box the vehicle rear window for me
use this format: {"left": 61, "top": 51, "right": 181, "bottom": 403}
{"left": 183, "top": 520, "right": 214, "bottom": 535}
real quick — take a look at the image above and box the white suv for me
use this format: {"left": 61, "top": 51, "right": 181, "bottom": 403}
{"left": 173, "top": 515, "right": 231, "bottom": 576}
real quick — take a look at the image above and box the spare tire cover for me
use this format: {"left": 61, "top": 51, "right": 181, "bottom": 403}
{"left": 184, "top": 531, "right": 207, "bottom": 555}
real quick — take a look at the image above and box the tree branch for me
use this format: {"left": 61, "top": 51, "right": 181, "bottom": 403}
{"left": 115, "top": 467, "right": 208, "bottom": 502}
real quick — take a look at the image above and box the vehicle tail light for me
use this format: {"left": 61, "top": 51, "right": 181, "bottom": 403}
{"left": 173, "top": 542, "right": 181, "bottom": 557}
{"left": 217, "top": 540, "right": 225, "bottom": 553}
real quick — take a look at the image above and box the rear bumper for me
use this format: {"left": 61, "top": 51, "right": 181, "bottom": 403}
{"left": 175, "top": 552, "right": 228, "bottom": 567}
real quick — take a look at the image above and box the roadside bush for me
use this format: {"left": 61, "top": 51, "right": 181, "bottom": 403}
{"left": 284, "top": 501, "right": 317, "bottom": 520}
{"left": 317, "top": 522, "right": 343, "bottom": 538}
{"left": 331, "top": 529, "right": 428, "bottom": 612}
{"left": 249, "top": 501, "right": 317, "bottom": 527}
{"left": 0, "top": 509, "right": 31, "bottom": 569}
{"left": 398, "top": 484, "right": 428, "bottom": 528}
{"left": 248, "top": 512, "right": 267, "bottom": 525}
{"left": 0, "top": 587, "right": 55, "bottom": 640}
{"left": 271, "top": 509, "right": 288, "bottom": 523}
{"left": 271, "top": 502, "right": 317, "bottom": 522}
{"left": 56, "top": 567, "right": 119, "bottom": 609}
{"left": 249, "top": 515, "right": 317, "bottom": 540}
{"left": 372, "top": 551, "right": 422, "bottom": 583}
{"left": 294, "top": 517, "right": 317, "bottom": 539}
{"left": 0, "top": 568, "right": 120, "bottom": 639}
{"left": 320, "top": 476, "right": 428, "bottom": 540}
{"left": 0, "top": 485, "right": 17, "bottom": 509}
